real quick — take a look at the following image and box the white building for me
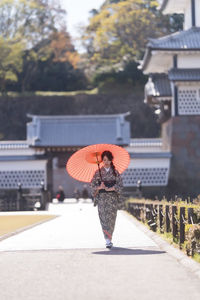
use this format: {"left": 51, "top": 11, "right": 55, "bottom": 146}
{"left": 140, "top": 0, "right": 200, "bottom": 197}
{"left": 0, "top": 113, "right": 171, "bottom": 204}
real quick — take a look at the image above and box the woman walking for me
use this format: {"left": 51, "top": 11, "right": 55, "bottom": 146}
{"left": 91, "top": 150, "right": 123, "bottom": 249}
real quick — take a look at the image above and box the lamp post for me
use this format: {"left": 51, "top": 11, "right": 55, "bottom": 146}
{"left": 17, "top": 182, "right": 22, "bottom": 211}
{"left": 137, "top": 180, "right": 142, "bottom": 199}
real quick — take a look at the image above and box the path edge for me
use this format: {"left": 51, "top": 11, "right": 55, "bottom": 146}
{"left": 121, "top": 210, "right": 200, "bottom": 280}
{"left": 0, "top": 215, "right": 59, "bottom": 242}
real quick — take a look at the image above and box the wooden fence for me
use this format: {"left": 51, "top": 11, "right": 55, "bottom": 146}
{"left": 126, "top": 199, "right": 200, "bottom": 256}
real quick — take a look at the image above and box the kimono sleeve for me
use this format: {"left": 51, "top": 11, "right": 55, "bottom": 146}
{"left": 90, "top": 170, "right": 100, "bottom": 198}
{"left": 114, "top": 171, "right": 123, "bottom": 195}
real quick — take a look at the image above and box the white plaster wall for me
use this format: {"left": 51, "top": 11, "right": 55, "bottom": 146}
{"left": 184, "top": 0, "right": 192, "bottom": 30}
{"left": 183, "top": 0, "right": 200, "bottom": 29}
{"left": 0, "top": 160, "right": 48, "bottom": 189}
{"left": 144, "top": 52, "right": 172, "bottom": 74}
{"left": 163, "top": 0, "right": 187, "bottom": 14}
{"left": 0, "top": 160, "right": 47, "bottom": 171}
{"left": 123, "top": 157, "right": 170, "bottom": 186}
{"left": 128, "top": 157, "right": 170, "bottom": 169}
{"left": 195, "top": 0, "right": 200, "bottom": 27}
{"left": 126, "top": 146, "right": 163, "bottom": 153}
{"left": 185, "top": 0, "right": 200, "bottom": 29}
{"left": 178, "top": 54, "right": 200, "bottom": 68}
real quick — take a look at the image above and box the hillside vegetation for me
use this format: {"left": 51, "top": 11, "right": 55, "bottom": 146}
{"left": 0, "top": 84, "right": 160, "bottom": 140}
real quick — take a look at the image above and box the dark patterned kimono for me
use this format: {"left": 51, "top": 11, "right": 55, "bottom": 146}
{"left": 90, "top": 167, "right": 123, "bottom": 240}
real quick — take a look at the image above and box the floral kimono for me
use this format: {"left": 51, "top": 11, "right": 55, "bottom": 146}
{"left": 90, "top": 167, "right": 123, "bottom": 241}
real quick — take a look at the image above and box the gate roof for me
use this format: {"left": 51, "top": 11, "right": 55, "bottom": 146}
{"left": 27, "top": 113, "right": 130, "bottom": 147}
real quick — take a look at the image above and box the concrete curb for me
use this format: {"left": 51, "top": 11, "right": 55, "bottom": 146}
{"left": 0, "top": 215, "right": 58, "bottom": 242}
{"left": 122, "top": 211, "right": 200, "bottom": 280}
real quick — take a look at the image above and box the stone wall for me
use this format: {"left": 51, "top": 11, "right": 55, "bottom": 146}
{"left": 162, "top": 116, "right": 200, "bottom": 198}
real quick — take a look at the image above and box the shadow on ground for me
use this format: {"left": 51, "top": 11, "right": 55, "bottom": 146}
{"left": 92, "top": 247, "right": 166, "bottom": 255}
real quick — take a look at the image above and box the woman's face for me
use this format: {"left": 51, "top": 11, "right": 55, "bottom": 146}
{"left": 102, "top": 155, "right": 111, "bottom": 168}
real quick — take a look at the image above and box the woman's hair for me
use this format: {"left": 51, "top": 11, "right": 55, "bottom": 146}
{"left": 101, "top": 150, "right": 116, "bottom": 176}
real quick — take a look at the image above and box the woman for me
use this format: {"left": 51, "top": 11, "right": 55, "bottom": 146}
{"left": 91, "top": 150, "right": 123, "bottom": 249}
{"left": 56, "top": 185, "right": 65, "bottom": 202}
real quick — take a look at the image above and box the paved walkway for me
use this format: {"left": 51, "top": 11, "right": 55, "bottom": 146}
{"left": 0, "top": 201, "right": 200, "bottom": 300}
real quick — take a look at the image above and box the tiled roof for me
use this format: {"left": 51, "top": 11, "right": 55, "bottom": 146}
{"left": 0, "top": 141, "right": 29, "bottom": 150}
{"left": 140, "top": 27, "right": 200, "bottom": 71}
{"left": 130, "top": 152, "right": 171, "bottom": 159}
{"left": 145, "top": 74, "right": 172, "bottom": 98}
{"left": 168, "top": 68, "right": 200, "bottom": 81}
{"left": 148, "top": 27, "right": 200, "bottom": 50}
{"left": 130, "top": 138, "right": 162, "bottom": 147}
{"left": 27, "top": 113, "right": 131, "bottom": 147}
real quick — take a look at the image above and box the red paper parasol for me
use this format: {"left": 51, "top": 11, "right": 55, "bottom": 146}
{"left": 66, "top": 144, "right": 130, "bottom": 182}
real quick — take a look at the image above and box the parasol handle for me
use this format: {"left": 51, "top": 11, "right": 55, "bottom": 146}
{"left": 95, "top": 152, "right": 102, "bottom": 182}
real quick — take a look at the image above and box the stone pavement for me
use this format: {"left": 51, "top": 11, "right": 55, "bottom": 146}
{"left": 0, "top": 200, "right": 200, "bottom": 300}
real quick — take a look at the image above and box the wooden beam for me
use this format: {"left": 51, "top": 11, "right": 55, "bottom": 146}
{"left": 174, "top": 85, "right": 179, "bottom": 116}
{"left": 191, "top": 0, "right": 196, "bottom": 27}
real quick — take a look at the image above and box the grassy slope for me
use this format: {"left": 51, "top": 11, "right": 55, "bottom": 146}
{"left": 0, "top": 215, "right": 56, "bottom": 237}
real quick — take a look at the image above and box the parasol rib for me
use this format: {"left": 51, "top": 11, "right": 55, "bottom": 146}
{"left": 95, "top": 152, "right": 102, "bottom": 182}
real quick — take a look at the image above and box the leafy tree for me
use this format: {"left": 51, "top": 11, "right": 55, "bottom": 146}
{"left": 92, "top": 60, "right": 147, "bottom": 89}
{"left": 15, "top": 30, "right": 85, "bottom": 92}
{"left": 17, "top": 41, "right": 53, "bottom": 92}
{"left": 0, "top": 0, "right": 66, "bottom": 46}
{"left": 50, "top": 31, "right": 80, "bottom": 68}
{"left": 29, "top": 59, "right": 87, "bottom": 91}
{"left": 0, "top": 0, "right": 65, "bottom": 92}
{"left": 104, "top": 0, "right": 127, "bottom": 4}
{"left": 0, "top": 38, "right": 24, "bottom": 94}
{"left": 81, "top": 0, "right": 183, "bottom": 74}
{"left": 82, "top": 1, "right": 157, "bottom": 68}
{"left": 0, "top": 0, "right": 84, "bottom": 92}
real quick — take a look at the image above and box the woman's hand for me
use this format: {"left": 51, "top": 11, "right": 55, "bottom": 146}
{"left": 94, "top": 182, "right": 105, "bottom": 197}
{"left": 98, "top": 182, "right": 106, "bottom": 190}
{"left": 105, "top": 186, "right": 115, "bottom": 192}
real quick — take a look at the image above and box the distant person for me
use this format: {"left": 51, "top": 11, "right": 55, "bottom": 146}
{"left": 74, "top": 188, "right": 80, "bottom": 202}
{"left": 56, "top": 186, "right": 65, "bottom": 202}
{"left": 82, "top": 184, "right": 89, "bottom": 200}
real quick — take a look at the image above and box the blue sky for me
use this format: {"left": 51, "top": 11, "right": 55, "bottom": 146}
{"left": 60, "top": 0, "right": 104, "bottom": 43}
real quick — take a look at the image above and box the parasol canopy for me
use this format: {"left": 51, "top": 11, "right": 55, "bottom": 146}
{"left": 66, "top": 143, "right": 130, "bottom": 182}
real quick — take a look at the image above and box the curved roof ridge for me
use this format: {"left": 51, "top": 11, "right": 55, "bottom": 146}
{"left": 148, "top": 29, "right": 183, "bottom": 45}
{"left": 168, "top": 68, "right": 200, "bottom": 81}
{"left": 148, "top": 27, "right": 200, "bottom": 48}
{"left": 27, "top": 112, "right": 130, "bottom": 120}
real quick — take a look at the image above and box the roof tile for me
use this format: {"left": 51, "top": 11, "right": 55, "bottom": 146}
{"left": 27, "top": 114, "right": 131, "bottom": 147}
{"left": 168, "top": 68, "right": 200, "bottom": 81}
{"left": 148, "top": 27, "right": 200, "bottom": 50}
